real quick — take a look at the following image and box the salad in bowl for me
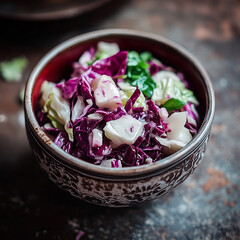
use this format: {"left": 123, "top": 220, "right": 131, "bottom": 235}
{"left": 37, "top": 42, "right": 199, "bottom": 168}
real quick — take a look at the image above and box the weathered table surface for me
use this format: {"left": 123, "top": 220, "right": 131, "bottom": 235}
{"left": 0, "top": 0, "right": 239, "bottom": 239}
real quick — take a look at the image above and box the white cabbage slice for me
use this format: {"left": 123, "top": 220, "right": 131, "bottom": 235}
{"left": 78, "top": 51, "right": 92, "bottom": 66}
{"left": 155, "top": 137, "right": 186, "bottom": 155}
{"left": 91, "top": 129, "right": 103, "bottom": 148}
{"left": 100, "top": 158, "right": 122, "bottom": 168}
{"left": 155, "top": 112, "right": 192, "bottom": 155}
{"left": 118, "top": 81, "right": 147, "bottom": 110}
{"left": 117, "top": 81, "right": 135, "bottom": 91}
{"left": 151, "top": 71, "right": 198, "bottom": 106}
{"left": 158, "top": 107, "right": 169, "bottom": 121}
{"left": 71, "top": 96, "right": 85, "bottom": 122}
{"left": 87, "top": 113, "right": 103, "bottom": 121}
{"left": 40, "top": 81, "right": 73, "bottom": 141}
{"left": 103, "top": 115, "right": 144, "bottom": 148}
{"left": 92, "top": 75, "right": 122, "bottom": 110}
{"left": 186, "top": 103, "right": 199, "bottom": 128}
{"left": 96, "top": 42, "right": 120, "bottom": 59}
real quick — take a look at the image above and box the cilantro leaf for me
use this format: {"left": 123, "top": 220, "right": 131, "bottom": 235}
{"left": 127, "top": 51, "right": 156, "bottom": 98}
{"left": 0, "top": 56, "right": 28, "bottom": 82}
{"left": 162, "top": 98, "right": 186, "bottom": 112}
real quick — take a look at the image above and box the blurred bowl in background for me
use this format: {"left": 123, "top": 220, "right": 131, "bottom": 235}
{"left": 0, "top": 0, "right": 113, "bottom": 21}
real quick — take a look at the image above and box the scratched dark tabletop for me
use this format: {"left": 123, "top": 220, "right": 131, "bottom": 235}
{"left": 0, "top": 0, "right": 240, "bottom": 239}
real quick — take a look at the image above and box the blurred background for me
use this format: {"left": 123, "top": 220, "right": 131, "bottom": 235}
{"left": 0, "top": 0, "right": 239, "bottom": 239}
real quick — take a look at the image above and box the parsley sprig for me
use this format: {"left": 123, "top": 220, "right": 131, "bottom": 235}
{"left": 127, "top": 51, "right": 156, "bottom": 98}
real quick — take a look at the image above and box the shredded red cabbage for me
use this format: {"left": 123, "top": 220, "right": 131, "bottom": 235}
{"left": 37, "top": 45, "right": 199, "bottom": 168}
{"left": 125, "top": 87, "right": 141, "bottom": 113}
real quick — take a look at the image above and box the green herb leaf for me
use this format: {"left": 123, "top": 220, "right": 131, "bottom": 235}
{"left": 127, "top": 51, "right": 156, "bottom": 98}
{"left": 140, "top": 52, "right": 152, "bottom": 62}
{"left": 162, "top": 98, "right": 186, "bottom": 112}
{"left": 127, "top": 51, "right": 142, "bottom": 66}
{"left": 0, "top": 56, "right": 28, "bottom": 82}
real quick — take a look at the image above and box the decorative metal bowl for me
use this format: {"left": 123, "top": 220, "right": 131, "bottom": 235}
{"left": 24, "top": 29, "right": 215, "bottom": 207}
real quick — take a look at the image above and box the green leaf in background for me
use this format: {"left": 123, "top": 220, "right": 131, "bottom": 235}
{"left": 162, "top": 98, "right": 186, "bottom": 112}
{"left": 0, "top": 56, "right": 28, "bottom": 82}
{"left": 127, "top": 51, "right": 156, "bottom": 98}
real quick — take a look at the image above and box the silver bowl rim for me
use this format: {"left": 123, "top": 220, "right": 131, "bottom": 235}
{"left": 25, "top": 29, "right": 215, "bottom": 177}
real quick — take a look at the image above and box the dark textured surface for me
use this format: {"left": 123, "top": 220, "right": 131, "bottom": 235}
{"left": 0, "top": 0, "right": 240, "bottom": 239}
